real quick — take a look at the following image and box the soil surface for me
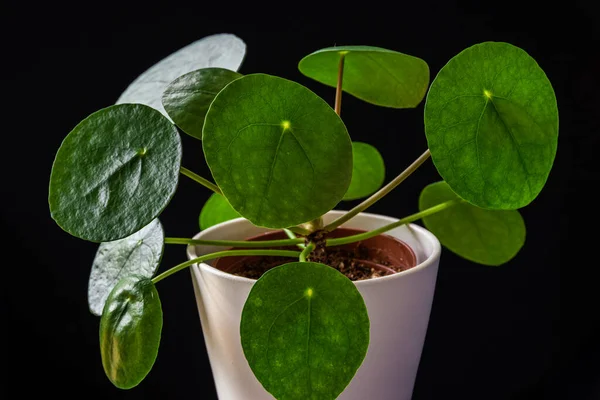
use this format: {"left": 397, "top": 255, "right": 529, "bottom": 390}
{"left": 214, "top": 229, "right": 416, "bottom": 281}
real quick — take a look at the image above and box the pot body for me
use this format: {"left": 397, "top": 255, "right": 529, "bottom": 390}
{"left": 188, "top": 211, "right": 441, "bottom": 400}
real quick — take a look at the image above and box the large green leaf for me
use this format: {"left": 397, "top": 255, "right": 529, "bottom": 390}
{"left": 88, "top": 219, "right": 164, "bottom": 316}
{"left": 298, "top": 45, "right": 429, "bottom": 108}
{"left": 49, "top": 104, "right": 182, "bottom": 242}
{"left": 199, "top": 193, "right": 241, "bottom": 230}
{"left": 162, "top": 68, "right": 243, "bottom": 139}
{"left": 203, "top": 74, "right": 352, "bottom": 228}
{"left": 100, "top": 275, "right": 162, "bottom": 389}
{"left": 241, "top": 262, "right": 369, "bottom": 400}
{"left": 116, "top": 33, "right": 246, "bottom": 119}
{"left": 419, "top": 181, "right": 526, "bottom": 266}
{"left": 424, "top": 42, "right": 558, "bottom": 210}
{"left": 343, "top": 142, "right": 385, "bottom": 201}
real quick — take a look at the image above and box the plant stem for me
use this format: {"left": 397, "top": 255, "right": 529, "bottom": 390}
{"left": 323, "top": 149, "right": 432, "bottom": 232}
{"left": 164, "top": 237, "right": 304, "bottom": 248}
{"left": 180, "top": 166, "right": 222, "bottom": 194}
{"left": 299, "top": 216, "right": 324, "bottom": 233}
{"left": 287, "top": 226, "right": 312, "bottom": 236}
{"left": 326, "top": 199, "right": 459, "bottom": 247}
{"left": 284, "top": 229, "right": 306, "bottom": 249}
{"left": 300, "top": 243, "right": 316, "bottom": 262}
{"left": 335, "top": 53, "right": 346, "bottom": 115}
{"left": 152, "top": 249, "right": 301, "bottom": 284}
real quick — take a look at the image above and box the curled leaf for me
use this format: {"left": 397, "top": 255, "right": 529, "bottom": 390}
{"left": 100, "top": 275, "right": 162, "bottom": 389}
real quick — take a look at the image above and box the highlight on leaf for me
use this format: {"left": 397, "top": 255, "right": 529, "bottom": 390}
{"left": 100, "top": 275, "right": 163, "bottom": 389}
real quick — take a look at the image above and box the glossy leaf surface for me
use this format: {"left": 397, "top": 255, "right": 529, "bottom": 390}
{"left": 100, "top": 275, "right": 162, "bottom": 389}
{"left": 49, "top": 104, "right": 181, "bottom": 242}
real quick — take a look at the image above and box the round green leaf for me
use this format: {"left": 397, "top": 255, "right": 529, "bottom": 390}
{"left": 241, "top": 262, "right": 369, "bottom": 400}
{"left": 116, "top": 33, "right": 246, "bottom": 119}
{"left": 424, "top": 42, "right": 558, "bottom": 210}
{"left": 343, "top": 142, "right": 385, "bottom": 201}
{"left": 419, "top": 181, "right": 526, "bottom": 266}
{"left": 162, "top": 68, "right": 243, "bottom": 139}
{"left": 49, "top": 104, "right": 182, "bottom": 242}
{"left": 100, "top": 275, "right": 162, "bottom": 389}
{"left": 199, "top": 193, "right": 242, "bottom": 230}
{"left": 298, "top": 46, "right": 429, "bottom": 108}
{"left": 88, "top": 219, "right": 164, "bottom": 316}
{"left": 203, "top": 74, "right": 352, "bottom": 228}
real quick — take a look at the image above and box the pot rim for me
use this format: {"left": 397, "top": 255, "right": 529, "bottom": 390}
{"left": 187, "top": 210, "right": 441, "bottom": 287}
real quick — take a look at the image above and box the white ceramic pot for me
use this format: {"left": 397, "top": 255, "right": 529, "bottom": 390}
{"left": 187, "top": 210, "right": 441, "bottom": 400}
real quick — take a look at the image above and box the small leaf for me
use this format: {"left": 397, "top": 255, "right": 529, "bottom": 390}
{"left": 116, "top": 33, "right": 246, "bottom": 119}
{"left": 419, "top": 181, "right": 526, "bottom": 266}
{"left": 299, "top": 45, "right": 429, "bottom": 108}
{"left": 199, "top": 193, "right": 242, "bottom": 230}
{"left": 343, "top": 142, "right": 385, "bottom": 201}
{"left": 100, "top": 275, "right": 162, "bottom": 389}
{"left": 88, "top": 219, "right": 164, "bottom": 316}
{"left": 241, "top": 262, "right": 369, "bottom": 400}
{"left": 424, "top": 42, "right": 558, "bottom": 209}
{"left": 203, "top": 74, "right": 352, "bottom": 228}
{"left": 49, "top": 104, "right": 182, "bottom": 242}
{"left": 162, "top": 68, "right": 243, "bottom": 139}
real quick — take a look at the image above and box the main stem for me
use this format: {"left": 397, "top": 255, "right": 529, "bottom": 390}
{"left": 323, "top": 149, "right": 432, "bottom": 232}
{"left": 335, "top": 53, "right": 346, "bottom": 115}
{"left": 180, "top": 166, "right": 222, "bottom": 194}
{"left": 326, "top": 199, "right": 459, "bottom": 246}
{"left": 152, "top": 249, "right": 301, "bottom": 284}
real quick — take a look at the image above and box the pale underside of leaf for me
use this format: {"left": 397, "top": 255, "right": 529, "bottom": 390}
{"left": 88, "top": 219, "right": 164, "bottom": 316}
{"left": 116, "top": 33, "right": 246, "bottom": 119}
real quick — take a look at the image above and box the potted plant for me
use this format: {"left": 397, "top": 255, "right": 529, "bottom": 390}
{"left": 48, "top": 33, "right": 558, "bottom": 399}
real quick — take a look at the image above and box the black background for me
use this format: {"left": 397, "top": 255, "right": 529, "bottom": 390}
{"left": 2, "top": 1, "right": 597, "bottom": 399}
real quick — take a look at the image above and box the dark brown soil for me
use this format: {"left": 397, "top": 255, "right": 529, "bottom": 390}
{"left": 212, "top": 228, "right": 417, "bottom": 281}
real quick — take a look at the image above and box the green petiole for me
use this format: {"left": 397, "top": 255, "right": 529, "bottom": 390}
{"left": 326, "top": 200, "right": 459, "bottom": 246}
{"left": 152, "top": 250, "right": 301, "bottom": 284}
{"left": 180, "top": 166, "right": 222, "bottom": 194}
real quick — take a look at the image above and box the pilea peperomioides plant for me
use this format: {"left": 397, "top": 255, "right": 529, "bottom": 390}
{"left": 49, "top": 35, "right": 557, "bottom": 399}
